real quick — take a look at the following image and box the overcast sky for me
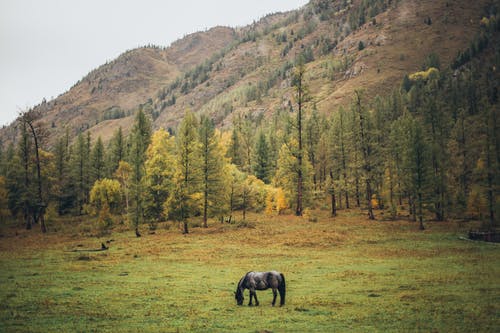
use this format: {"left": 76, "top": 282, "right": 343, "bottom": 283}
{"left": 0, "top": 0, "right": 308, "bottom": 126}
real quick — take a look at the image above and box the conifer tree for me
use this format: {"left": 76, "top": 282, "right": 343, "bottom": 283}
{"left": 291, "top": 58, "right": 310, "bottom": 216}
{"left": 253, "top": 131, "right": 271, "bottom": 183}
{"left": 352, "top": 91, "right": 375, "bottom": 220}
{"left": 91, "top": 136, "right": 105, "bottom": 184}
{"left": 53, "top": 133, "right": 73, "bottom": 215}
{"left": 17, "top": 121, "right": 34, "bottom": 228}
{"left": 305, "top": 106, "right": 321, "bottom": 191}
{"left": 399, "top": 114, "right": 430, "bottom": 230}
{"left": 166, "top": 110, "right": 201, "bottom": 234}
{"left": 71, "top": 133, "right": 90, "bottom": 215}
{"left": 108, "top": 127, "right": 125, "bottom": 176}
{"left": 199, "top": 115, "right": 227, "bottom": 227}
{"left": 275, "top": 139, "right": 313, "bottom": 211}
{"left": 228, "top": 127, "right": 242, "bottom": 167}
{"left": 420, "top": 72, "right": 449, "bottom": 221}
{"left": 129, "top": 109, "right": 152, "bottom": 236}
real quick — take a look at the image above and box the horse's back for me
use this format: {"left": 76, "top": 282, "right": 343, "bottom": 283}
{"left": 243, "top": 271, "right": 276, "bottom": 289}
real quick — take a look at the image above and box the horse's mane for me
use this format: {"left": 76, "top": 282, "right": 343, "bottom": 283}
{"left": 238, "top": 271, "right": 250, "bottom": 289}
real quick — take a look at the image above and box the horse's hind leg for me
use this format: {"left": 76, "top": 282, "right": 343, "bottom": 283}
{"left": 272, "top": 289, "right": 277, "bottom": 306}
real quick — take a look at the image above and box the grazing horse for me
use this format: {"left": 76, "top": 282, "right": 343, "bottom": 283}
{"left": 234, "top": 271, "right": 286, "bottom": 306}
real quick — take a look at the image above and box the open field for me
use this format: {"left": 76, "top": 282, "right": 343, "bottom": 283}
{"left": 0, "top": 210, "right": 499, "bottom": 332}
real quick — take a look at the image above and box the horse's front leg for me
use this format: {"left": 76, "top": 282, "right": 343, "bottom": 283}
{"left": 272, "top": 288, "right": 277, "bottom": 306}
{"left": 248, "top": 290, "right": 254, "bottom": 306}
{"left": 253, "top": 291, "right": 259, "bottom": 306}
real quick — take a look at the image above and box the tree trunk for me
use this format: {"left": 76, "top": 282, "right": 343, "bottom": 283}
{"left": 26, "top": 119, "right": 46, "bottom": 233}
{"left": 330, "top": 171, "right": 336, "bottom": 217}
{"left": 418, "top": 192, "right": 425, "bottom": 230}
{"left": 486, "top": 111, "right": 495, "bottom": 228}
{"left": 203, "top": 183, "right": 208, "bottom": 228}
{"left": 354, "top": 91, "right": 374, "bottom": 220}
{"left": 366, "top": 180, "right": 375, "bottom": 220}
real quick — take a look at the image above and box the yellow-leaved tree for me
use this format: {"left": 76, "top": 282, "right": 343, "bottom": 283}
{"left": 89, "top": 178, "right": 122, "bottom": 232}
{"left": 114, "top": 161, "right": 132, "bottom": 216}
{"left": 144, "top": 128, "right": 175, "bottom": 229}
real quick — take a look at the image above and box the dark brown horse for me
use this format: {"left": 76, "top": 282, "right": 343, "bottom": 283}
{"left": 235, "top": 271, "right": 286, "bottom": 306}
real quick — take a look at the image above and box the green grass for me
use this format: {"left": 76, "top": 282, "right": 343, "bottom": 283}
{"left": 0, "top": 210, "right": 499, "bottom": 332}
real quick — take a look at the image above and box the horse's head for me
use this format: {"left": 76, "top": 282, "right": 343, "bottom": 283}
{"left": 235, "top": 288, "right": 244, "bottom": 306}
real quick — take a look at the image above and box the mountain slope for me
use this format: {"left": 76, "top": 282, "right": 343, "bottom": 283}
{"left": 0, "top": 0, "right": 493, "bottom": 146}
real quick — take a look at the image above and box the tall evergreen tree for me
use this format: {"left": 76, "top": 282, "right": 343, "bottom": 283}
{"left": 71, "top": 133, "right": 90, "bottom": 215}
{"left": 91, "top": 136, "right": 105, "bottom": 184}
{"left": 291, "top": 58, "right": 310, "bottom": 216}
{"left": 129, "top": 109, "right": 152, "bottom": 236}
{"left": 228, "top": 127, "right": 242, "bottom": 167}
{"left": 253, "top": 131, "right": 271, "bottom": 183}
{"left": 305, "top": 106, "right": 322, "bottom": 191}
{"left": 199, "top": 115, "right": 227, "bottom": 227}
{"left": 53, "top": 134, "right": 73, "bottom": 215}
{"left": 167, "top": 110, "right": 201, "bottom": 234}
{"left": 352, "top": 91, "right": 375, "bottom": 220}
{"left": 108, "top": 127, "right": 125, "bottom": 176}
{"left": 399, "top": 113, "right": 430, "bottom": 230}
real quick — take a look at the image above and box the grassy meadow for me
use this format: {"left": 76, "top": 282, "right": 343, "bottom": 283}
{"left": 0, "top": 210, "right": 499, "bottom": 332}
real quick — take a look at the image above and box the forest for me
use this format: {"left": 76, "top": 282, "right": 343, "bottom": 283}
{"left": 0, "top": 18, "right": 498, "bottom": 235}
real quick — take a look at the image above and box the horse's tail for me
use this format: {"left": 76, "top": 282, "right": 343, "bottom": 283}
{"left": 279, "top": 273, "right": 286, "bottom": 306}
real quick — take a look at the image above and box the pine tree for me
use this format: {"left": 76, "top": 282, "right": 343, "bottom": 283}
{"left": 291, "top": 58, "right": 310, "bottom": 216}
{"left": 275, "top": 139, "right": 313, "bottom": 211}
{"left": 401, "top": 114, "right": 430, "bottom": 230}
{"left": 352, "top": 91, "right": 375, "bottom": 220}
{"left": 167, "top": 110, "right": 201, "bottom": 234}
{"left": 53, "top": 134, "right": 73, "bottom": 215}
{"left": 199, "top": 115, "right": 227, "bottom": 227}
{"left": 108, "top": 127, "right": 125, "bottom": 176}
{"left": 253, "top": 131, "right": 271, "bottom": 183}
{"left": 128, "top": 109, "right": 152, "bottom": 236}
{"left": 305, "top": 106, "right": 322, "bottom": 191}
{"left": 71, "top": 133, "right": 90, "bottom": 215}
{"left": 420, "top": 72, "right": 450, "bottom": 221}
{"left": 228, "top": 127, "right": 242, "bottom": 167}
{"left": 91, "top": 136, "right": 105, "bottom": 184}
{"left": 18, "top": 121, "right": 34, "bottom": 228}
{"left": 329, "top": 107, "right": 351, "bottom": 209}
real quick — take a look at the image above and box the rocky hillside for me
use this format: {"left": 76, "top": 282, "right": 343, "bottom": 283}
{"left": 0, "top": 0, "right": 492, "bottom": 146}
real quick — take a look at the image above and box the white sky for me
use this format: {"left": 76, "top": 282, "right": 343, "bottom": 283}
{"left": 0, "top": 0, "right": 308, "bottom": 126}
